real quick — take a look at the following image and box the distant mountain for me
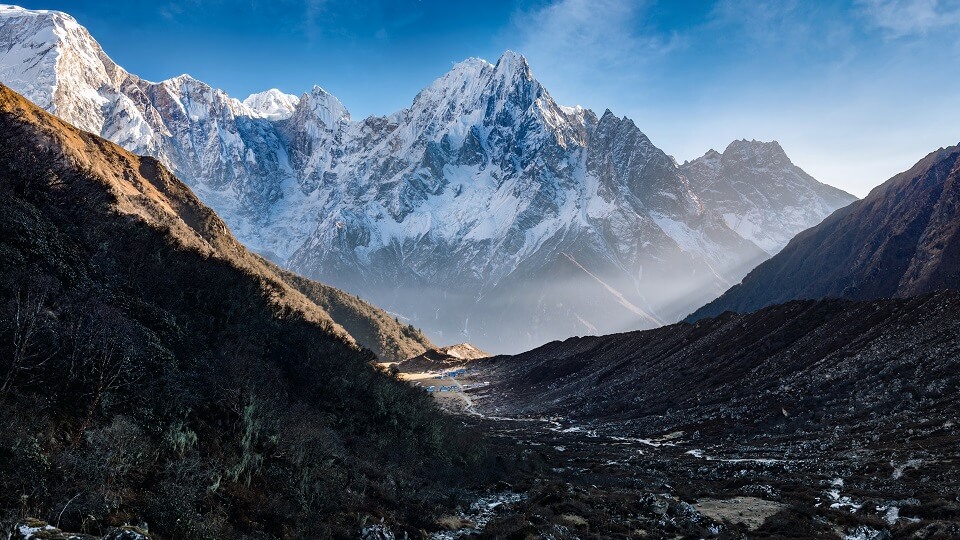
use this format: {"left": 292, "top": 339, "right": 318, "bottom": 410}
{"left": 690, "top": 143, "right": 960, "bottom": 322}
{"left": 681, "top": 140, "right": 856, "bottom": 254}
{"left": 0, "top": 5, "right": 854, "bottom": 352}
{"left": 0, "top": 83, "right": 482, "bottom": 536}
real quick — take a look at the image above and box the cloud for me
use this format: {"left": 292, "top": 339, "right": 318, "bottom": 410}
{"left": 707, "top": 0, "right": 858, "bottom": 57}
{"left": 158, "top": 2, "right": 186, "bottom": 21}
{"left": 709, "top": 0, "right": 805, "bottom": 42}
{"left": 303, "top": 0, "right": 329, "bottom": 40}
{"left": 509, "top": 0, "right": 682, "bottom": 93}
{"left": 857, "top": 0, "right": 960, "bottom": 37}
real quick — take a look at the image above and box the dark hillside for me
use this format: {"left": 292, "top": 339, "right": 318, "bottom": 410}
{"left": 479, "top": 291, "right": 960, "bottom": 446}
{"left": 0, "top": 84, "right": 489, "bottom": 538}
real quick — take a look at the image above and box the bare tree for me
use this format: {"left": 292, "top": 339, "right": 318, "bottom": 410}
{"left": 0, "top": 276, "right": 58, "bottom": 396}
{"left": 71, "top": 305, "right": 139, "bottom": 444}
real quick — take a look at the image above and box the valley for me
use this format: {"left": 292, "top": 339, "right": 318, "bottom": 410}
{"left": 0, "top": 5, "right": 855, "bottom": 353}
{"left": 388, "top": 289, "right": 960, "bottom": 538}
{"left": 456, "top": 410, "right": 958, "bottom": 539}
{"left": 1, "top": 3, "right": 958, "bottom": 539}
{"left": 392, "top": 359, "right": 958, "bottom": 538}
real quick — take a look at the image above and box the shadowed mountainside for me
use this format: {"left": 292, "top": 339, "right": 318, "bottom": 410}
{"left": 478, "top": 292, "right": 960, "bottom": 436}
{"left": 259, "top": 258, "right": 434, "bottom": 362}
{"left": 0, "top": 84, "right": 489, "bottom": 538}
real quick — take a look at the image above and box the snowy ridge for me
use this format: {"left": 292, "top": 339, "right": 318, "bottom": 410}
{"left": 0, "top": 5, "right": 855, "bottom": 352}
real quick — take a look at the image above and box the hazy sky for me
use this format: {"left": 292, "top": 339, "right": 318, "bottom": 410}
{"left": 18, "top": 0, "right": 960, "bottom": 196}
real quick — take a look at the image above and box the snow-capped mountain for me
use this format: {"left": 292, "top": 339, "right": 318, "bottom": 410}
{"left": 0, "top": 5, "right": 855, "bottom": 352}
{"left": 243, "top": 89, "right": 300, "bottom": 121}
{"left": 681, "top": 140, "right": 855, "bottom": 254}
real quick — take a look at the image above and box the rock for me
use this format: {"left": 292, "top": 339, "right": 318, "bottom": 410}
{"left": 101, "top": 527, "right": 151, "bottom": 540}
{"left": 495, "top": 480, "right": 514, "bottom": 492}
{"left": 360, "top": 524, "right": 395, "bottom": 540}
{"left": 8, "top": 519, "right": 97, "bottom": 540}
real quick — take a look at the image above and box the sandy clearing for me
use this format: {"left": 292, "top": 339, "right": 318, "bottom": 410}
{"left": 694, "top": 497, "right": 787, "bottom": 530}
{"left": 379, "top": 363, "right": 481, "bottom": 414}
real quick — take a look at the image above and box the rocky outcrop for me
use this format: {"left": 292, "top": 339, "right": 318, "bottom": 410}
{"left": 7, "top": 520, "right": 148, "bottom": 540}
{"left": 397, "top": 343, "right": 490, "bottom": 372}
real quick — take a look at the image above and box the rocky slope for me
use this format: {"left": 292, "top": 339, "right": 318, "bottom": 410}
{"left": 690, "top": 143, "right": 960, "bottom": 321}
{"left": 0, "top": 83, "right": 486, "bottom": 537}
{"left": 396, "top": 343, "right": 490, "bottom": 372}
{"left": 0, "top": 5, "right": 855, "bottom": 352}
{"left": 477, "top": 292, "right": 960, "bottom": 430}
{"left": 450, "top": 288, "right": 960, "bottom": 538}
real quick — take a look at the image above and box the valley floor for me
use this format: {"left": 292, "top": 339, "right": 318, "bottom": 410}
{"left": 397, "top": 362, "right": 960, "bottom": 539}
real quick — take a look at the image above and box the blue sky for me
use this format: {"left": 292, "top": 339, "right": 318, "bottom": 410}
{"left": 17, "top": 0, "right": 960, "bottom": 196}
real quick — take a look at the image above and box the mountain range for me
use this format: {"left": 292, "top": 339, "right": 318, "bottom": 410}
{"left": 484, "top": 142, "right": 960, "bottom": 422}
{"left": 466, "top": 141, "right": 960, "bottom": 538}
{"left": 1, "top": 5, "right": 959, "bottom": 537}
{"left": 478, "top": 137, "right": 960, "bottom": 450}
{"left": 0, "top": 4, "right": 856, "bottom": 352}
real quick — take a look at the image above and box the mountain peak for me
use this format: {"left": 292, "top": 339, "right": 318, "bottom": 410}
{"left": 452, "top": 56, "right": 494, "bottom": 70}
{"left": 0, "top": 4, "right": 126, "bottom": 132}
{"left": 295, "top": 85, "right": 350, "bottom": 126}
{"left": 308, "top": 84, "right": 344, "bottom": 103}
{"left": 689, "top": 143, "right": 959, "bottom": 322}
{"left": 486, "top": 50, "right": 537, "bottom": 96}
{"left": 681, "top": 138, "right": 856, "bottom": 254}
{"left": 165, "top": 73, "right": 203, "bottom": 86}
{"left": 243, "top": 88, "right": 300, "bottom": 121}
{"left": 494, "top": 50, "right": 531, "bottom": 75}
{"left": 599, "top": 108, "right": 617, "bottom": 120}
{"left": 0, "top": 4, "right": 74, "bottom": 23}
{"left": 0, "top": 5, "right": 87, "bottom": 45}
{"left": 723, "top": 139, "right": 789, "bottom": 162}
